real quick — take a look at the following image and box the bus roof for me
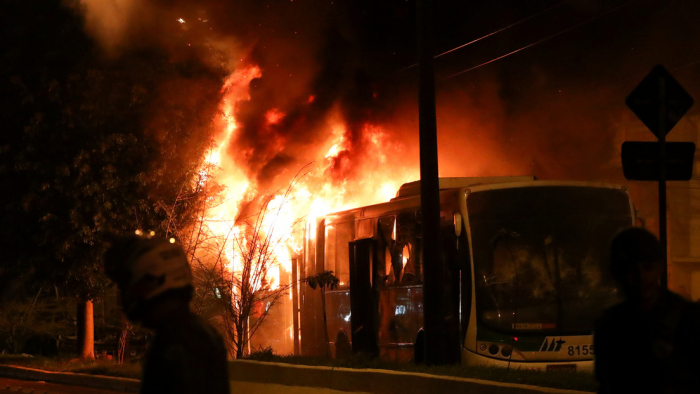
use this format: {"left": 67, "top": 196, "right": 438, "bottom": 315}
{"left": 393, "top": 176, "right": 535, "bottom": 200}
{"left": 326, "top": 177, "right": 538, "bottom": 223}
{"left": 324, "top": 178, "right": 629, "bottom": 224}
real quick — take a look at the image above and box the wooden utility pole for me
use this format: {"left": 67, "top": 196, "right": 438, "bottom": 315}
{"left": 416, "top": 0, "right": 448, "bottom": 365}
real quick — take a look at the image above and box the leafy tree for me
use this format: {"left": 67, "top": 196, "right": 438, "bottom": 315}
{"left": 1, "top": 0, "right": 226, "bottom": 357}
{"left": 178, "top": 166, "right": 305, "bottom": 359}
{"left": 0, "top": 288, "right": 72, "bottom": 355}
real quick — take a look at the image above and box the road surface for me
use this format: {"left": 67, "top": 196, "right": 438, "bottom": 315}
{"left": 0, "top": 377, "right": 131, "bottom": 394}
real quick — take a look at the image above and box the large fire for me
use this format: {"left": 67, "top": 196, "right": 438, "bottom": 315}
{"left": 196, "top": 62, "right": 418, "bottom": 294}
{"left": 71, "top": 0, "right": 644, "bottom": 359}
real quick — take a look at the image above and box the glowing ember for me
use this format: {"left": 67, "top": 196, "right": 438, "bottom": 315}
{"left": 265, "top": 108, "right": 285, "bottom": 125}
{"left": 325, "top": 143, "right": 342, "bottom": 159}
{"left": 205, "top": 150, "right": 221, "bottom": 166}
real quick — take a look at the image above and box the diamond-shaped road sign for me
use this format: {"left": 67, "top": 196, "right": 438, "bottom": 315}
{"left": 626, "top": 65, "right": 694, "bottom": 138}
{"left": 624, "top": 65, "right": 695, "bottom": 290}
{"left": 622, "top": 141, "right": 695, "bottom": 181}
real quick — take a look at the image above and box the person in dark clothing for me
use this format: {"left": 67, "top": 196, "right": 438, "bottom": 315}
{"left": 104, "top": 234, "right": 230, "bottom": 394}
{"left": 594, "top": 228, "right": 700, "bottom": 394}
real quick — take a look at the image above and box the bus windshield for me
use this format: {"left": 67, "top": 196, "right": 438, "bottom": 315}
{"left": 467, "top": 186, "right": 632, "bottom": 335}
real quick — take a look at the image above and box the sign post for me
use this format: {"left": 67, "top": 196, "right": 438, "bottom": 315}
{"left": 658, "top": 76, "right": 668, "bottom": 290}
{"left": 625, "top": 65, "right": 694, "bottom": 288}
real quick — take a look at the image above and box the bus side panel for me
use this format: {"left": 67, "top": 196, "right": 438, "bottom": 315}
{"left": 460, "top": 190, "right": 479, "bottom": 354}
{"left": 377, "top": 285, "right": 423, "bottom": 362}
{"left": 300, "top": 219, "right": 327, "bottom": 357}
{"left": 324, "top": 289, "right": 351, "bottom": 358}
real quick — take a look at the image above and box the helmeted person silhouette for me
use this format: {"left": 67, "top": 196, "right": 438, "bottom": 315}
{"left": 594, "top": 227, "right": 700, "bottom": 393}
{"left": 104, "top": 234, "right": 230, "bottom": 394}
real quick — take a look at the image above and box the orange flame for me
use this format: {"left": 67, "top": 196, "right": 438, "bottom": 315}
{"left": 196, "top": 63, "right": 418, "bottom": 295}
{"left": 265, "top": 108, "right": 285, "bottom": 125}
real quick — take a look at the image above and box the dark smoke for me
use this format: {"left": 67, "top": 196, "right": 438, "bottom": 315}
{"left": 78, "top": 0, "right": 700, "bottom": 192}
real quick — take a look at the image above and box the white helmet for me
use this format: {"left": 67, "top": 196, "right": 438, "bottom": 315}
{"left": 105, "top": 234, "right": 192, "bottom": 314}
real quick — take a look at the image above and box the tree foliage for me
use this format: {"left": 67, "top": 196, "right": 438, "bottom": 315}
{"left": 307, "top": 270, "right": 340, "bottom": 291}
{"left": 179, "top": 166, "right": 306, "bottom": 359}
{"left": 0, "top": 289, "right": 73, "bottom": 354}
{"left": 0, "top": 0, "right": 227, "bottom": 300}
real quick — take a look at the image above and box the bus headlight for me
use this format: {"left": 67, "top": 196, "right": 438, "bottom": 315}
{"left": 488, "top": 344, "right": 499, "bottom": 355}
{"left": 477, "top": 341, "right": 523, "bottom": 360}
{"left": 501, "top": 345, "right": 513, "bottom": 357}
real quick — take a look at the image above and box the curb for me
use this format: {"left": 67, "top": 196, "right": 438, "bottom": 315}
{"left": 0, "top": 364, "right": 140, "bottom": 393}
{"left": 229, "top": 360, "right": 596, "bottom": 394}
{"left": 0, "top": 360, "right": 596, "bottom": 394}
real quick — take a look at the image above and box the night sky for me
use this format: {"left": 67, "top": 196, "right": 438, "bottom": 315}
{"left": 7, "top": 0, "right": 700, "bottom": 187}
{"left": 186, "top": 0, "right": 700, "bottom": 182}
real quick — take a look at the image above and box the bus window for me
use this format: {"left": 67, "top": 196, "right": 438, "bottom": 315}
{"left": 324, "top": 224, "right": 336, "bottom": 273}
{"left": 401, "top": 244, "right": 414, "bottom": 282}
{"left": 378, "top": 216, "right": 396, "bottom": 286}
{"left": 468, "top": 186, "right": 629, "bottom": 334}
{"left": 376, "top": 212, "right": 423, "bottom": 286}
{"left": 356, "top": 218, "right": 375, "bottom": 240}
{"left": 335, "top": 221, "right": 353, "bottom": 287}
{"left": 396, "top": 212, "right": 422, "bottom": 284}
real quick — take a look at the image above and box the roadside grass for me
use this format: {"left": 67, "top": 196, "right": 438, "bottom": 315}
{"left": 245, "top": 349, "right": 598, "bottom": 393}
{"left": 0, "top": 354, "right": 142, "bottom": 379}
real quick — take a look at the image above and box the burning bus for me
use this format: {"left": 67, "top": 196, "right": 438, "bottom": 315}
{"left": 293, "top": 176, "right": 633, "bottom": 372}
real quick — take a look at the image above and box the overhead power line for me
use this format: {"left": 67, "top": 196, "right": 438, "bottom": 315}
{"left": 673, "top": 59, "right": 700, "bottom": 71}
{"left": 434, "top": 0, "right": 574, "bottom": 60}
{"left": 400, "top": 0, "right": 573, "bottom": 71}
{"left": 440, "top": 0, "right": 637, "bottom": 81}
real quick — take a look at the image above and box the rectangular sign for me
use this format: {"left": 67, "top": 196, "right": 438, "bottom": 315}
{"left": 621, "top": 141, "right": 695, "bottom": 181}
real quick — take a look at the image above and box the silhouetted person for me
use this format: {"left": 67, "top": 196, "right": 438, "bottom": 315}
{"left": 335, "top": 329, "right": 351, "bottom": 359}
{"left": 104, "top": 234, "right": 230, "bottom": 394}
{"left": 594, "top": 228, "right": 700, "bottom": 393}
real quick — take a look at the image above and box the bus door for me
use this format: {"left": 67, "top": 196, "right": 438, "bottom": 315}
{"left": 323, "top": 220, "right": 352, "bottom": 358}
{"left": 349, "top": 238, "right": 379, "bottom": 356}
{"left": 375, "top": 213, "right": 424, "bottom": 362}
